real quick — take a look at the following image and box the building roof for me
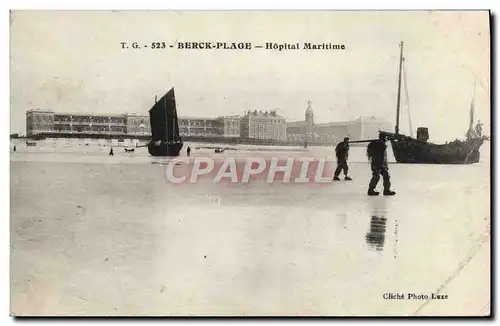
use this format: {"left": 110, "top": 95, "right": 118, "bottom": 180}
{"left": 286, "top": 121, "right": 306, "bottom": 127}
{"left": 244, "top": 109, "right": 283, "bottom": 117}
{"left": 26, "top": 109, "right": 149, "bottom": 118}
{"left": 179, "top": 116, "right": 218, "bottom": 121}
{"left": 26, "top": 109, "right": 53, "bottom": 113}
{"left": 316, "top": 121, "right": 354, "bottom": 128}
{"left": 53, "top": 112, "right": 129, "bottom": 118}
{"left": 217, "top": 115, "right": 242, "bottom": 119}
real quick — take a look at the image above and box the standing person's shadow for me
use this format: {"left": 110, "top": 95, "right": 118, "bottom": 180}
{"left": 365, "top": 198, "right": 388, "bottom": 251}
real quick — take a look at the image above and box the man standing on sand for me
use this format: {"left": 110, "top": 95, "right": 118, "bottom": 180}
{"left": 333, "top": 137, "right": 352, "bottom": 181}
{"left": 187, "top": 146, "right": 191, "bottom": 157}
{"left": 366, "top": 134, "right": 396, "bottom": 196}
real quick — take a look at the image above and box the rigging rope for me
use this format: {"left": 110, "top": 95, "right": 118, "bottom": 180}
{"left": 402, "top": 59, "right": 414, "bottom": 137}
{"left": 464, "top": 137, "right": 483, "bottom": 164}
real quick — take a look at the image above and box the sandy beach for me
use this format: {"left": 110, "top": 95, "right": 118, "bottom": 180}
{"left": 10, "top": 143, "right": 491, "bottom": 316}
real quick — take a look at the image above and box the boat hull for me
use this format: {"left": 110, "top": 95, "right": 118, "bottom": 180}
{"left": 147, "top": 141, "right": 183, "bottom": 157}
{"left": 385, "top": 133, "right": 487, "bottom": 164}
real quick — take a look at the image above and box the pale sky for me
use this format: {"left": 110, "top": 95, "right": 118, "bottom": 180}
{"left": 10, "top": 10, "right": 490, "bottom": 142}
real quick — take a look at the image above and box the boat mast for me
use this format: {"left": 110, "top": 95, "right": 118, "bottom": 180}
{"left": 395, "top": 41, "right": 404, "bottom": 135}
{"left": 172, "top": 92, "right": 177, "bottom": 142}
{"left": 153, "top": 95, "right": 158, "bottom": 143}
{"left": 402, "top": 59, "right": 414, "bottom": 137}
{"left": 467, "top": 80, "right": 477, "bottom": 139}
{"left": 164, "top": 92, "right": 169, "bottom": 143}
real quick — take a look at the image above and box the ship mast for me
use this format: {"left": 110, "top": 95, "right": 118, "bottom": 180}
{"left": 395, "top": 41, "right": 404, "bottom": 135}
{"left": 172, "top": 100, "right": 177, "bottom": 142}
{"left": 164, "top": 92, "right": 169, "bottom": 143}
{"left": 467, "top": 80, "right": 477, "bottom": 140}
{"left": 402, "top": 59, "right": 414, "bottom": 137}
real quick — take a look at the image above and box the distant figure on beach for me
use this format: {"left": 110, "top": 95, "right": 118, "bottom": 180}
{"left": 366, "top": 134, "right": 396, "bottom": 196}
{"left": 13, "top": 145, "right": 16, "bottom": 152}
{"left": 187, "top": 146, "right": 191, "bottom": 157}
{"left": 333, "top": 137, "right": 352, "bottom": 181}
{"left": 109, "top": 147, "right": 114, "bottom": 156}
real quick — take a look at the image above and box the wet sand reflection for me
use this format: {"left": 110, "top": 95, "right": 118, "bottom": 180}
{"left": 366, "top": 198, "right": 388, "bottom": 251}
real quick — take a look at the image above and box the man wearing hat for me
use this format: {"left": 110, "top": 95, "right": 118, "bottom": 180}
{"left": 366, "top": 133, "right": 396, "bottom": 196}
{"left": 333, "top": 137, "right": 352, "bottom": 181}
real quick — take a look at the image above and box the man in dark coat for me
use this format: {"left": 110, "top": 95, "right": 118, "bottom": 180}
{"left": 334, "top": 137, "right": 352, "bottom": 181}
{"left": 366, "top": 134, "right": 396, "bottom": 196}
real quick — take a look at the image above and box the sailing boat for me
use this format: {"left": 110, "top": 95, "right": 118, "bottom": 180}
{"left": 379, "top": 42, "right": 488, "bottom": 164}
{"left": 147, "top": 87, "right": 184, "bottom": 156}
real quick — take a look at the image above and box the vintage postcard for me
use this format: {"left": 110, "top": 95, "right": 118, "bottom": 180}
{"left": 10, "top": 10, "right": 491, "bottom": 316}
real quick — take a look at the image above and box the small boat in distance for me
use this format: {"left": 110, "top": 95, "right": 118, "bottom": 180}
{"left": 380, "top": 42, "right": 488, "bottom": 164}
{"left": 147, "top": 87, "right": 183, "bottom": 157}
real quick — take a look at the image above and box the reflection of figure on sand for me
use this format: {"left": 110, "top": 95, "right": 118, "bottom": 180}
{"left": 366, "top": 216, "right": 388, "bottom": 251}
{"left": 109, "top": 147, "right": 114, "bottom": 156}
{"left": 365, "top": 198, "right": 388, "bottom": 251}
{"left": 367, "top": 134, "right": 396, "bottom": 196}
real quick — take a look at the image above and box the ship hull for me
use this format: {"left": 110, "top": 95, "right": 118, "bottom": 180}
{"left": 383, "top": 132, "right": 486, "bottom": 164}
{"left": 147, "top": 141, "right": 183, "bottom": 157}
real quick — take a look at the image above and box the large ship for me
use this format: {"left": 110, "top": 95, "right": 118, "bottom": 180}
{"left": 381, "top": 42, "right": 488, "bottom": 164}
{"left": 147, "top": 87, "right": 183, "bottom": 157}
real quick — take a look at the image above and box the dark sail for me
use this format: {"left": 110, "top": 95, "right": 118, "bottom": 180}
{"left": 147, "top": 87, "right": 183, "bottom": 157}
{"left": 149, "top": 88, "right": 179, "bottom": 142}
